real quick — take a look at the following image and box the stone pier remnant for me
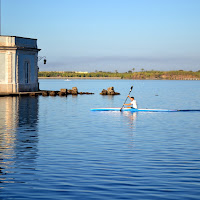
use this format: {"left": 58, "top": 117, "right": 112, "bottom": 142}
{"left": 71, "top": 87, "right": 78, "bottom": 95}
{"left": 58, "top": 89, "right": 68, "bottom": 96}
{"left": 42, "top": 91, "right": 49, "bottom": 96}
{"left": 100, "top": 87, "right": 120, "bottom": 95}
{"left": 49, "top": 91, "right": 57, "bottom": 96}
{"left": 0, "top": 87, "right": 94, "bottom": 97}
{"left": 42, "top": 87, "right": 93, "bottom": 97}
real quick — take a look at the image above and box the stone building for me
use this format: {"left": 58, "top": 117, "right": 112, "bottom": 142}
{"left": 0, "top": 36, "right": 40, "bottom": 93}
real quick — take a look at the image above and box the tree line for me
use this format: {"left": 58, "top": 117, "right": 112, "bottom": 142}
{"left": 38, "top": 70, "right": 200, "bottom": 80}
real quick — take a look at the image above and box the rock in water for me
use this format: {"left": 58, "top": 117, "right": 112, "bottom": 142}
{"left": 72, "top": 87, "right": 78, "bottom": 95}
{"left": 107, "top": 87, "right": 114, "bottom": 95}
{"left": 49, "top": 91, "right": 57, "bottom": 96}
{"left": 100, "top": 87, "right": 120, "bottom": 95}
{"left": 60, "top": 89, "right": 67, "bottom": 93}
{"left": 58, "top": 92, "right": 66, "bottom": 96}
{"left": 42, "top": 91, "right": 49, "bottom": 96}
{"left": 100, "top": 89, "right": 108, "bottom": 95}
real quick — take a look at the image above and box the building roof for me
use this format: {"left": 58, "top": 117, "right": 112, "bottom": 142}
{"left": 0, "top": 35, "right": 37, "bottom": 40}
{"left": 0, "top": 35, "right": 40, "bottom": 50}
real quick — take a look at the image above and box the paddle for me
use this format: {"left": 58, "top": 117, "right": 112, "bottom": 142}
{"left": 120, "top": 86, "right": 133, "bottom": 111}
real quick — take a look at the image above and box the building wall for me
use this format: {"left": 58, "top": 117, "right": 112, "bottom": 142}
{"left": 0, "top": 53, "right": 5, "bottom": 82}
{"left": 0, "top": 36, "right": 15, "bottom": 46}
{"left": 17, "top": 50, "right": 38, "bottom": 92}
{"left": 0, "top": 50, "right": 17, "bottom": 93}
{"left": 0, "top": 36, "right": 40, "bottom": 93}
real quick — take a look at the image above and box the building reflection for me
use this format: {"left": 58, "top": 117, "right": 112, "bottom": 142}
{"left": 0, "top": 97, "right": 18, "bottom": 156}
{"left": 0, "top": 96, "right": 39, "bottom": 183}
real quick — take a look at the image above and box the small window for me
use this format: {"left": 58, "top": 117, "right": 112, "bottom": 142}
{"left": 25, "top": 62, "right": 29, "bottom": 84}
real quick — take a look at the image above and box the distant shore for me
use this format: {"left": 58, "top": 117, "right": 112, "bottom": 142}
{"left": 38, "top": 77, "right": 200, "bottom": 80}
{"left": 38, "top": 70, "right": 200, "bottom": 80}
{"left": 38, "top": 77, "right": 121, "bottom": 79}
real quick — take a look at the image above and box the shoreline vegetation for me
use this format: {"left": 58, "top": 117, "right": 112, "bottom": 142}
{"left": 38, "top": 70, "right": 200, "bottom": 80}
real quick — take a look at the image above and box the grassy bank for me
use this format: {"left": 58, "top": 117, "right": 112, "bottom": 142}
{"left": 38, "top": 70, "right": 200, "bottom": 80}
{"left": 39, "top": 77, "right": 121, "bottom": 79}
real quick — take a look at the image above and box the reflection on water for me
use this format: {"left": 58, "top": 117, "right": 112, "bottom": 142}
{"left": 129, "top": 112, "right": 137, "bottom": 122}
{"left": 122, "top": 111, "right": 137, "bottom": 127}
{"left": 0, "top": 97, "right": 39, "bottom": 185}
{"left": 122, "top": 112, "right": 137, "bottom": 149}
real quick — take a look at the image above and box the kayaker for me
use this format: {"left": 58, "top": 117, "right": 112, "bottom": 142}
{"left": 123, "top": 96, "right": 138, "bottom": 109}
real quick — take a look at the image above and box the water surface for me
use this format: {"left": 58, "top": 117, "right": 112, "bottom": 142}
{"left": 0, "top": 80, "right": 200, "bottom": 199}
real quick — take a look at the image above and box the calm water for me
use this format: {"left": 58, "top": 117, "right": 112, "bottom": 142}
{"left": 0, "top": 79, "right": 200, "bottom": 200}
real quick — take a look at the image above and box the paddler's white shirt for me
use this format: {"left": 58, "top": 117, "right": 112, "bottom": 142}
{"left": 131, "top": 99, "right": 138, "bottom": 109}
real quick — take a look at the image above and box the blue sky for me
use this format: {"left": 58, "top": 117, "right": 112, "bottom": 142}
{"left": 2, "top": 0, "right": 200, "bottom": 72}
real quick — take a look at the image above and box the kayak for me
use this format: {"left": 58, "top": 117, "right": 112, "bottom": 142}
{"left": 90, "top": 108, "right": 200, "bottom": 112}
{"left": 90, "top": 108, "right": 178, "bottom": 112}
